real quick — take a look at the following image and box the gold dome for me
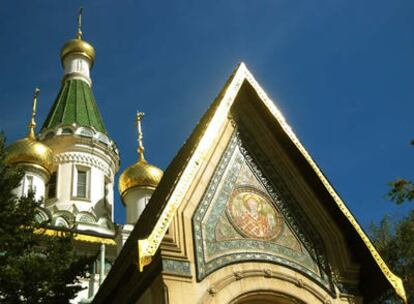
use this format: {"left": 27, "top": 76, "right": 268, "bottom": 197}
{"left": 118, "top": 159, "right": 163, "bottom": 199}
{"left": 5, "top": 137, "right": 54, "bottom": 174}
{"left": 60, "top": 39, "right": 96, "bottom": 66}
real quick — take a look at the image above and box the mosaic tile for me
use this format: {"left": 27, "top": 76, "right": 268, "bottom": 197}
{"left": 193, "top": 133, "right": 334, "bottom": 293}
{"left": 162, "top": 259, "right": 192, "bottom": 277}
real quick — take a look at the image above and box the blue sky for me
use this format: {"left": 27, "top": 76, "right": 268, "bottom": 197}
{"left": 0, "top": 1, "right": 413, "bottom": 229}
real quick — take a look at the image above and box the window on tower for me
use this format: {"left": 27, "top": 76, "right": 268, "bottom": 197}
{"left": 77, "top": 170, "right": 87, "bottom": 198}
{"left": 47, "top": 172, "right": 57, "bottom": 199}
{"left": 26, "top": 175, "right": 34, "bottom": 194}
{"left": 72, "top": 166, "right": 90, "bottom": 200}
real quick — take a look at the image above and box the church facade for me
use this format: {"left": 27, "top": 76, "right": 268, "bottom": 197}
{"left": 4, "top": 12, "right": 406, "bottom": 304}
{"left": 92, "top": 63, "right": 407, "bottom": 304}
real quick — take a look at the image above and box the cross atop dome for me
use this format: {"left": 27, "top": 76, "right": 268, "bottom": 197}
{"left": 60, "top": 7, "right": 96, "bottom": 77}
{"left": 5, "top": 88, "right": 53, "bottom": 177}
{"left": 118, "top": 113, "right": 163, "bottom": 223}
{"left": 27, "top": 88, "right": 40, "bottom": 140}
{"left": 77, "top": 7, "right": 83, "bottom": 40}
{"left": 136, "top": 111, "right": 146, "bottom": 161}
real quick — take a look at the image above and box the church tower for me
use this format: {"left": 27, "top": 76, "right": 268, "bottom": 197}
{"left": 38, "top": 9, "right": 120, "bottom": 235}
{"left": 117, "top": 112, "right": 163, "bottom": 248}
{"left": 119, "top": 112, "right": 163, "bottom": 225}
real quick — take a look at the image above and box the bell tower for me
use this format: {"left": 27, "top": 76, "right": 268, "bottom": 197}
{"left": 38, "top": 8, "right": 120, "bottom": 235}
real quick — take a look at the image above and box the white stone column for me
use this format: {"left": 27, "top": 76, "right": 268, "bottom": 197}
{"left": 123, "top": 187, "right": 154, "bottom": 225}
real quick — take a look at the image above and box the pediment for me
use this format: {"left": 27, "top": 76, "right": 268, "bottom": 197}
{"left": 193, "top": 133, "right": 333, "bottom": 292}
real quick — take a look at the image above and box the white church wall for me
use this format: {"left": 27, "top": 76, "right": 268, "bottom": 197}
{"left": 12, "top": 169, "right": 48, "bottom": 202}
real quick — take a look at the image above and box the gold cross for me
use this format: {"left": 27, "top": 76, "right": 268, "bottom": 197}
{"left": 27, "top": 88, "right": 40, "bottom": 140}
{"left": 77, "top": 7, "right": 83, "bottom": 39}
{"left": 136, "top": 111, "right": 145, "bottom": 160}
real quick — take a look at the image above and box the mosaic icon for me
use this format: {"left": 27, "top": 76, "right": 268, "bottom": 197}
{"left": 226, "top": 187, "right": 283, "bottom": 241}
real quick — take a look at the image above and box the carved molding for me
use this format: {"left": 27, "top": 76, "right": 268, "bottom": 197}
{"left": 200, "top": 268, "right": 328, "bottom": 304}
{"left": 162, "top": 259, "right": 192, "bottom": 277}
{"left": 55, "top": 152, "right": 113, "bottom": 178}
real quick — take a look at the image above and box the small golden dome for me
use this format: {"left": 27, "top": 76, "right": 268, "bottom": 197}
{"left": 118, "top": 159, "right": 163, "bottom": 199}
{"left": 5, "top": 137, "right": 54, "bottom": 174}
{"left": 60, "top": 8, "right": 95, "bottom": 66}
{"left": 60, "top": 39, "right": 96, "bottom": 66}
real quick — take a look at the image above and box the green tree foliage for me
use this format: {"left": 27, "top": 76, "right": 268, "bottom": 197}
{"left": 370, "top": 175, "right": 414, "bottom": 302}
{"left": 388, "top": 178, "right": 414, "bottom": 205}
{"left": 0, "top": 134, "right": 92, "bottom": 303}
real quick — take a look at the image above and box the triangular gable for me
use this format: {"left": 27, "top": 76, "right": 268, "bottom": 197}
{"left": 192, "top": 133, "right": 334, "bottom": 293}
{"left": 94, "top": 63, "right": 406, "bottom": 303}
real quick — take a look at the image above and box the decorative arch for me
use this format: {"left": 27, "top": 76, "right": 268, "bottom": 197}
{"left": 52, "top": 210, "right": 75, "bottom": 227}
{"left": 76, "top": 127, "right": 95, "bottom": 138}
{"left": 76, "top": 211, "right": 97, "bottom": 224}
{"left": 96, "top": 133, "right": 110, "bottom": 145}
{"left": 60, "top": 127, "right": 74, "bottom": 135}
{"left": 230, "top": 290, "right": 304, "bottom": 304}
{"left": 34, "top": 207, "right": 52, "bottom": 224}
{"left": 198, "top": 266, "right": 332, "bottom": 304}
{"left": 53, "top": 216, "right": 70, "bottom": 228}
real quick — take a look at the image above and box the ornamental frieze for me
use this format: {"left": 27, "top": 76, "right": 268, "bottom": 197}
{"left": 54, "top": 152, "right": 113, "bottom": 177}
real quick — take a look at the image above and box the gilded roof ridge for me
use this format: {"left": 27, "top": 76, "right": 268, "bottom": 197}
{"left": 138, "top": 62, "right": 406, "bottom": 302}
{"left": 94, "top": 62, "right": 406, "bottom": 303}
{"left": 239, "top": 63, "right": 407, "bottom": 303}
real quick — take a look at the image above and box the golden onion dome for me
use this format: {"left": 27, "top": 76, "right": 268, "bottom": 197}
{"left": 119, "top": 111, "right": 163, "bottom": 200}
{"left": 5, "top": 137, "right": 54, "bottom": 174}
{"left": 60, "top": 8, "right": 95, "bottom": 66}
{"left": 118, "top": 158, "right": 163, "bottom": 199}
{"left": 6, "top": 88, "right": 54, "bottom": 174}
{"left": 60, "top": 38, "right": 95, "bottom": 66}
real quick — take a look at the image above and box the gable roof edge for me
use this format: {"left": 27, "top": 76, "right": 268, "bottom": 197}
{"left": 136, "top": 62, "right": 248, "bottom": 271}
{"left": 135, "top": 62, "right": 406, "bottom": 303}
{"left": 241, "top": 64, "right": 407, "bottom": 303}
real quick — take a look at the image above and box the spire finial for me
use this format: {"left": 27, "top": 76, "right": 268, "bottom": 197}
{"left": 77, "top": 7, "right": 83, "bottom": 39}
{"left": 136, "top": 111, "right": 145, "bottom": 161}
{"left": 27, "top": 88, "right": 40, "bottom": 140}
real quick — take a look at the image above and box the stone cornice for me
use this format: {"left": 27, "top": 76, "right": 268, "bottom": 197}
{"left": 55, "top": 151, "right": 114, "bottom": 178}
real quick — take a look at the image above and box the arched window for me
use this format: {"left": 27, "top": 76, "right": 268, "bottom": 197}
{"left": 54, "top": 217, "right": 69, "bottom": 228}
{"left": 61, "top": 128, "right": 74, "bottom": 135}
{"left": 78, "top": 213, "right": 96, "bottom": 224}
{"left": 96, "top": 133, "right": 110, "bottom": 145}
{"left": 34, "top": 209, "right": 49, "bottom": 224}
{"left": 78, "top": 128, "right": 94, "bottom": 138}
{"left": 231, "top": 291, "right": 302, "bottom": 304}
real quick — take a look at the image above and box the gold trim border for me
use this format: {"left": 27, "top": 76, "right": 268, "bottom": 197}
{"left": 136, "top": 63, "right": 407, "bottom": 303}
{"left": 34, "top": 227, "right": 117, "bottom": 245}
{"left": 241, "top": 64, "right": 407, "bottom": 304}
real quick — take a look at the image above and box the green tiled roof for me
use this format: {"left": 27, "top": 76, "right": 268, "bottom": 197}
{"left": 41, "top": 79, "right": 107, "bottom": 133}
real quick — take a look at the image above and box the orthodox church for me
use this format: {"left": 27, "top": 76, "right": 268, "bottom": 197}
{"left": 4, "top": 10, "right": 407, "bottom": 304}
